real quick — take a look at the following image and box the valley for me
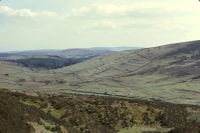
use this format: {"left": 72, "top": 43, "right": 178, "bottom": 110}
{"left": 0, "top": 41, "right": 199, "bottom": 105}
{"left": 0, "top": 41, "right": 200, "bottom": 133}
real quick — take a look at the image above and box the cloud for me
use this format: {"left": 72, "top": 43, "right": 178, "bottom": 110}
{"left": 0, "top": 5, "right": 57, "bottom": 18}
{"left": 0, "top": 0, "right": 200, "bottom": 50}
{"left": 68, "top": 1, "right": 200, "bottom": 31}
{"left": 69, "top": 1, "right": 195, "bottom": 18}
{"left": 89, "top": 20, "right": 118, "bottom": 30}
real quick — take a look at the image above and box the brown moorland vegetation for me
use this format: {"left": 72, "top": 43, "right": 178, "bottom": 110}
{"left": 0, "top": 89, "right": 199, "bottom": 133}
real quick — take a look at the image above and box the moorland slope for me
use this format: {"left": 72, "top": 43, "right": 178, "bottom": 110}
{"left": 53, "top": 40, "right": 200, "bottom": 105}
{"left": 0, "top": 41, "right": 200, "bottom": 105}
{"left": 0, "top": 89, "right": 199, "bottom": 133}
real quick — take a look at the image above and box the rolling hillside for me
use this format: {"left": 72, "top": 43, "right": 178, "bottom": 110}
{"left": 53, "top": 40, "right": 200, "bottom": 105}
{"left": 0, "top": 41, "right": 200, "bottom": 105}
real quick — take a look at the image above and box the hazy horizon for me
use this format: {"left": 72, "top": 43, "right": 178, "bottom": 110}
{"left": 0, "top": 0, "right": 200, "bottom": 51}
{"left": 0, "top": 46, "right": 142, "bottom": 52}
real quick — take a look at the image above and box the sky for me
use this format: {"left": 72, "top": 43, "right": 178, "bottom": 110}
{"left": 0, "top": 0, "right": 200, "bottom": 51}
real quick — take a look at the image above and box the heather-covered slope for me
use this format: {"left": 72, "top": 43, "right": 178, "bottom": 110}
{"left": 0, "top": 89, "right": 199, "bottom": 133}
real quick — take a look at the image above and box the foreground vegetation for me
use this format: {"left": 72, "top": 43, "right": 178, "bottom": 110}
{"left": 0, "top": 89, "right": 199, "bottom": 133}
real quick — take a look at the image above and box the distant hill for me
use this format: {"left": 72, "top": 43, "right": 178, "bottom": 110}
{"left": 87, "top": 47, "right": 140, "bottom": 51}
{"left": 0, "top": 49, "right": 111, "bottom": 60}
{"left": 0, "top": 49, "right": 108, "bottom": 69}
{"left": 0, "top": 47, "right": 139, "bottom": 69}
{"left": 0, "top": 47, "right": 139, "bottom": 60}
